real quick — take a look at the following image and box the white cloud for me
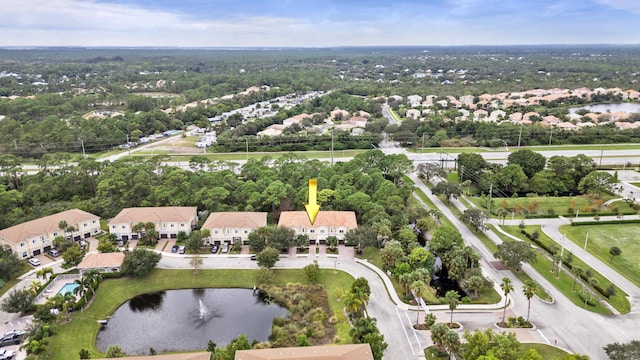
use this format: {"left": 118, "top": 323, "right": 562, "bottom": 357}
{"left": 593, "top": 0, "right": 640, "bottom": 14}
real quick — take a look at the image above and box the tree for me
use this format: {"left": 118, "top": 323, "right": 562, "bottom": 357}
{"left": 257, "top": 247, "right": 280, "bottom": 269}
{"left": 461, "top": 329, "right": 521, "bottom": 360}
{"left": 500, "top": 277, "right": 514, "bottom": 325}
{"left": 303, "top": 260, "right": 321, "bottom": 284}
{"left": 342, "top": 291, "right": 364, "bottom": 318}
{"left": 495, "top": 240, "right": 536, "bottom": 271}
{"left": 268, "top": 226, "right": 295, "bottom": 251}
{"left": 430, "top": 226, "right": 463, "bottom": 255}
{"left": 79, "top": 348, "right": 91, "bottom": 359}
{"left": 186, "top": 230, "right": 204, "bottom": 253}
{"left": 430, "top": 323, "right": 449, "bottom": 354}
{"left": 191, "top": 254, "right": 203, "bottom": 274}
{"left": 443, "top": 330, "right": 461, "bottom": 358}
{"left": 522, "top": 280, "right": 539, "bottom": 323}
{"left": 432, "top": 181, "right": 462, "bottom": 202}
{"left": 62, "top": 243, "right": 84, "bottom": 267}
{"left": 493, "top": 164, "right": 528, "bottom": 195}
{"left": 444, "top": 290, "right": 460, "bottom": 326}
{"left": 508, "top": 149, "right": 546, "bottom": 178}
{"left": 35, "top": 267, "right": 54, "bottom": 282}
{"left": 0, "top": 288, "right": 34, "bottom": 313}
{"left": 578, "top": 171, "right": 615, "bottom": 198}
{"left": 120, "top": 249, "right": 162, "bottom": 277}
{"left": 416, "top": 162, "right": 445, "bottom": 181}
{"left": 604, "top": 340, "right": 640, "bottom": 360}
{"left": 344, "top": 226, "right": 382, "bottom": 250}
{"left": 464, "top": 275, "right": 487, "bottom": 299}
{"left": 0, "top": 251, "right": 23, "bottom": 281}
{"left": 460, "top": 208, "right": 489, "bottom": 231}
{"left": 410, "top": 280, "right": 426, "bottom": 325}
{"left": 572, "top": 266, "right": 584, "bottom": 291}
{"left": 248, "top": 226, "right": 273, "bottom": 252}
{"left": 379, "top": 240, "right": 404, "bottom": 270}
{"left": 609, "top": 246, "right": 622, "bottom": 263}
{"left": 458, "top": 153, "right": 487, "bottom": 184}
{"left": 106, "top": 344, "right": 125, "bottom": 358}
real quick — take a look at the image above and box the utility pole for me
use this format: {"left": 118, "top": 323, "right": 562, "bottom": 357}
{"left": 584, "top": 232, "right": 589, "bottom": 250}
{"left": 599, "top": 147, "right": 604, "bottom": 167}
{"left": 557, "top": 233, "right": 565, "bottom": 277}
{"left": 421, "top": 133, "right": 426, "bottom": 152}
{"left": 517, "top": 124, "right": 523, "bottom": 148}
{"left": 548, "top": 127, "right": 553, "bottom": 150}
{"left": 460, "top": 165, "right": 464, "bottom": 182}
{"left": 487, "top": 183, "right": 493, "bottom": 215}
{"left": 126, "top": 134, "right": 131, "bottom": 156}
{"left": 245, "top": 138, "right": 249, "bottom": 161}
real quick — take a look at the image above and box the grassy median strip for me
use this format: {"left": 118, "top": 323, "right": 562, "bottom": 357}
{"left": 500, "top": 225, "right": 629, "bottom": 314}
{"left": 49, "top": 268, "right": 354, "bottom": 360}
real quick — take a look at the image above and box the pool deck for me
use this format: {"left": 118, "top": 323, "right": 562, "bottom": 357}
{"left": 35, "top": 275, "right": 81, "bottom": 304}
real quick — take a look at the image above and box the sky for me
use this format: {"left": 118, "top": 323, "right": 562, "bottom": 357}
{"left": 1, "top": 0, "right": 640, "bottom": 47}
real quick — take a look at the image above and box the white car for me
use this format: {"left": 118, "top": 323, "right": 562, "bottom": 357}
{"left": 0, "top": 348, "right": 15, "bottom": 360}
{"left": 27, "top": 258, "right": 40, "bottom": 267}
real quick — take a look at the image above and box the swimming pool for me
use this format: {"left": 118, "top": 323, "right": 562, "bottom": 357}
{"left": 57, "top": 282, "right": 80, "bottom": 296}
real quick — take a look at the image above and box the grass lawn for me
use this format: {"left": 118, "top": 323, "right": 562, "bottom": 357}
{"left": 631, "top": 182, "right": 640, "bottom": 188}
{"left": 410, "top": 143, "right": 640, "bottom": 154}
{"left": 501, "top": 225, "right": 628, "bottom": 314}
{"left": 469, "top": 194, "right": 634, "bottom": 218}
{"left": 560, "top": 223, "right": 640, "bottom": 289}
{"left": 413, "top": 188, "right": 454, "bottom": 228}
{"left": 521, "top": 343, "right": 570, "bottom": 357}
{"left": 49, "top": 268, "right": 354, "bottom": 360}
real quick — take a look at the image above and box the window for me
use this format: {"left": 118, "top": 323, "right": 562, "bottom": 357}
{"left": 339, "top": 229, "right": 345, "bottom": 234}
{"left": 40, "top": 235, "right": 44, "bottom": 240}
{"left": 21, "top": 252, "right": 27, "bottom": 258}
{"left": 234, "top": 230, "right": 238, "bottom": 233}
{"left": 244, "top": 230, "right": 248, "bottom": 234}
{"left": 84, "top": 223, "right": 88, "bottom": 227}
{"left": 112, "top": 225, "right": 116, "bottom": 229}
{"left": 92, "top": 220, "right": 97, "bottom": 224}
{"left": 121, "top": 225, "right": 125, "bottom": 229}
{"left": 180, "top": 223, "right": 185, "bottom": 227}
{"left": 320, "top": 229, "right": 325, "bottom": 234}
{"left": 330, "top": 227, "right": 334, "bottom": 233}
{"left": 53, "top": 232, "right": 58, "bottom": 236}
{"left": 309, "top": 229, "right": 315, "bottom": 233}
{"left": 171, "top": 224, "right": 175, "bottom": 227}
{"left": 214, "top": 230, "right": 219, "bottom": 234}
{"left": 32, "top": 239, "right": 37, "bottom": 244}
{"left": 20, "top": 242, "right": 25, "bottom": 247}
{"left": 301, "top": 227, "right": 305, "bottom": 233}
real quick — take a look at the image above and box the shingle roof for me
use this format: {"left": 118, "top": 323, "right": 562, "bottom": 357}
{"left": 235, "top": 344, "right": 373, "bottom": 360}
{"left": 77, "top": 253, "right": 125, "bottom": 269}
{"left": 94, "top": 352, "right": 211, "bottom": 360}
{"left": 202, "top": 212, "right": 267, "bottom": 229}
{"left": 0, "top": 209, "right": 99, "bottom": 244}
{"left": 109, "top": 207, "right": 197, "bottom": 225}
{"left": 277, "top": 211, "right": 357, "bottom": 228}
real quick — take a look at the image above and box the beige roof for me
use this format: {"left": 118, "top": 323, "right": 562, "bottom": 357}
{"left": 278, "top": 211, "right": 357, "bottom": 229}
{"left": 77, "top": 253, "right": 125, "bottom": 269}
{"left": 109, "top": 207, "right": 197, "bottom": 225}
{"left": 94, "top": 352, "right": 211, "bottom": 360}
{"left": 202, "top": 212, "right": 267, "bottom": 229}
{"left": 235, "top": 344, "right": 373, "bottom": 360}
{"left": 0, "top": 209, "right": 99, "bottom": 244}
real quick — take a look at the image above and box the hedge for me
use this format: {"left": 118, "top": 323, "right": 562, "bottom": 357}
{"left": 571, "top": 219, "right": 640, "bottom": 226}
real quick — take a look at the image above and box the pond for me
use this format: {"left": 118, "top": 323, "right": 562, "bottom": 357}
{"left": 569, "top": 103, "right": 640, "bottom": 114}
{"left": 96, "top": 288, "right": 288, "bottom": 355}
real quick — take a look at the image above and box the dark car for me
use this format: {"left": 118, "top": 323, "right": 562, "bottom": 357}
{"left": 171, "top": 245, "right": 179, "bottom": 253}
{"left": 211, "top": 245, "right": 219, "bottom": 254}
{"left": 0, "top": 331, "right": 23, "bottom": 347}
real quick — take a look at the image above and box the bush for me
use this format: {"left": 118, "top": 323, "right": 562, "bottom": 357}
{"left": 577, "top": 290, "right": 598, "bottom": 306}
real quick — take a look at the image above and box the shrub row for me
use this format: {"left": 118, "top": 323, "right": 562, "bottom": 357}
{"left": 571, "top": 219, "right": 640, "bottom": 226}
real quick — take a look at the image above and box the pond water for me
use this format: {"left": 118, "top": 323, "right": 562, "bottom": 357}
{"left": 569, "top": 103, "right": 640, "bottom": 114}
{"left": 430, "top": 259, "right": 467, "bottom": 298}
{"left": 96, "top": 288, "right": 288, "bottom": 355}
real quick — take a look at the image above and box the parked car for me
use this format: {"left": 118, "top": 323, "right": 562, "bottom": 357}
{"left": 171, "top": 244, "right": 179, "bottom": 253}
{"left": 0, "top": 331, "right": 22, "bottom": 347}
{"left": 48, "top": 249, "right": 60, "bottom": 257}
{"left": 27, "top": 258, "right": 40, "bottom": 267}
{"left": 79, "top": 240, "right": 87, "bottom": 249}
{"left": 221, "top": 243, "right": 229, "bottom": 254}
{"left": 250, "top": 254, "right": 257, "bottom": 261}
{"left": 0, "top": 348, "right": 15, "bottom": 360}
{"left": 178, "top": 246, "right": 186, "bottom": 254}
{"left": 117, "top": 239, "right": 128, "bottom": 247}
{"left": 210, "top": 245, "right": 219, "bottom": 254}
{"left": 2, "top": 331, "right": 24, "bottom": 339}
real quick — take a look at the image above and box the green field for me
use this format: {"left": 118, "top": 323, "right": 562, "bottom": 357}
{"left": 410, "top": 143, "right": 640, "bottom": 154}
{"left": 500, "top": 225, "right": 629, "bottom": 314}
{"left": 48, "top": 268, "right": 354, "bottom": 360}
{"left": 469, "top": 194, "right": 635, "bottom": 218}
{"left": 560, "top": 223, "right": 640, "bottom": 288}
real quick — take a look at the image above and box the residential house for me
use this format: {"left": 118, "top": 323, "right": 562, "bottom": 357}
{"left": 277, "top": 211, "right": 357, "bottom": 245}
{"left": 257, "top": 124, "right": 286, "bottom": 137}
{"left": 235, "top": 344, "right": 373, "bottom": 360}
{"left": 77, "top": 253, "right": 125, "bottom": 275}
{"left": 108, "top": 207, "right": 198, "bottom": 241}
{"left": 405, "top": 109, "right": 421, "bottom": 120}
{"left": 0, "top": 209, "right": 101, "bottom": 259}
{"left": 201, "top": 212, "right": 267, "bottom": 245}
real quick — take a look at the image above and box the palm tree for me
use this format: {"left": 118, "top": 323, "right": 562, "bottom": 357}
{"left": 522, "top": 280, "right": 539, "bottom": 323}
{"left": 410, "top": 280, "right": 426, "bottom": 325}
{"left": 444, "top": 290, "right": 459, "bottom": 326}
{"left": 35, "top": 267, "right": 53, "bottom": 281}
{"left": 73, "top": 278, "right": 90, "bottom": 304}
{"left": 571, "top": 266, "right": 584, "bottom": 291}
{"left": 500, "top": 277, "right": 514, "bottom": 325}
{"left": 342, "top": 291, "right": 363, "bottom": 319}
{"left": 82, "top": 269, "right": 102, "bottom": 297}
{"left": 132, "top": 222, "right": 146, "bottom": 241}
{"left": 430, "top": 323, "right": 448, "bottom": 354}
{"left": 29, "top": 280, "right": 42, "bottom": 296}
{"left": 443, "top": 330, "right": 461, "bottom": 358}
